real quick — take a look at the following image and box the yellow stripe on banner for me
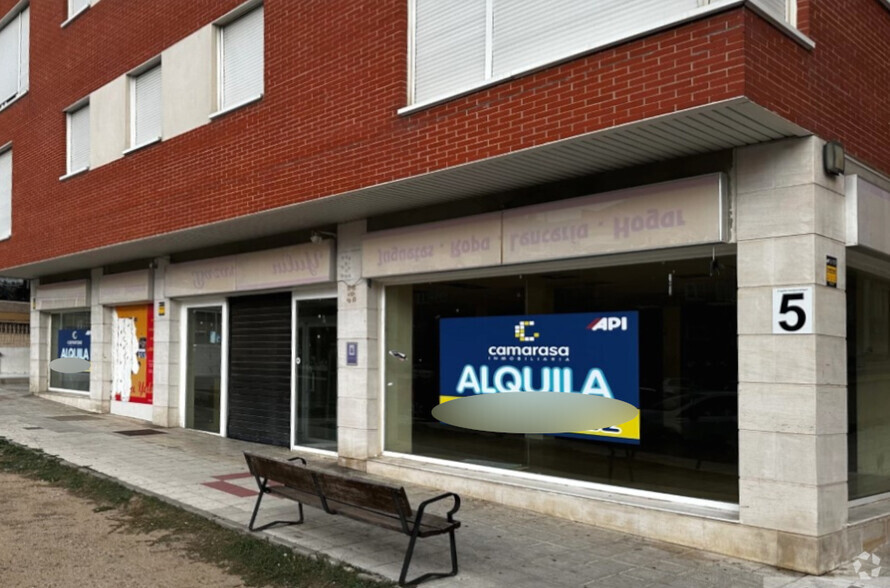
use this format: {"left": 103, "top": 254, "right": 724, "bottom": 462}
{"left": 439, "top": 396, "right": 461, "bottom": 403}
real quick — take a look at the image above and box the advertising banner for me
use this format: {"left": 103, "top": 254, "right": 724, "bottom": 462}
{"left": 112, "top": 304, "right": 154, "bottom": 405}
{"left": 439, "top": 312, "right": 640, "bottom": 443}
{"left": 57, "top": 329, "right": 91, "bottom": 361}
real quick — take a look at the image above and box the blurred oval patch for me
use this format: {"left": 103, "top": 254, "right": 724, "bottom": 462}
{"left": 431, "top": 392, "right": 638, "bottom": 434}
{"left": 49, "top": 357, "right": 91, "bottom": 374}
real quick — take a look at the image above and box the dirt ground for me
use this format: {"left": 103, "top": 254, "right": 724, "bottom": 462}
{"left": 0, "top": 473, "right": 258, "bottom": 588}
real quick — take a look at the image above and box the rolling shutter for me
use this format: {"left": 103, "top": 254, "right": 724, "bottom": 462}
{"left": 133, "top": 65, "right": 162, "bottom": 146}
{"left": 68, "top": 0, "right": 90, "bottom": 18}
{"left": 220, "top": 7, "right": 264, "bottom": 109}
{"left": 413, "top": 0, "right": 487, "bottom": 103}
{"left": 756, "top": 0, "right": 790, "bottom": 23}
{"left": 492, "top": 0, "right": 701, "bottom": 78}
{"left": 0, "top": 149, "right": 10, "bottom": 240}
{"left": 68, "top": 105, "right": 90, "bottom": 173}
{"left": 0, "top": 14, "right": 17, "bottom": 103}
{"left": 227, "top": 293, "right": 291, "bottom": 446}
{"left": 18, "top": 7, "right": 28, "bottom": 93}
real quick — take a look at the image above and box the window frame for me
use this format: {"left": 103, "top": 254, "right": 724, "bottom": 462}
{"left": 127, "top": 60, "right": 163, "bottom": 153}
{"left": 0, "top": 143, "right": 11, "bottom": 241}
{"left": 212, "top": 1, "right": 265, "bottom": 119}
{"left": 0, "top": 2, "right": 29, "bottom": 111}
{"left": 62, "top": 0, "right": 90, "bottom": 27}
{"left": 62, "top": 100, "right": 90, "bottom": 180}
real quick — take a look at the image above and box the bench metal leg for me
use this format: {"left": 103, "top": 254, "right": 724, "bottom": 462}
{"left": 398, "top": 527, "right": 459, "bottom": 586}
{"left": 248, "top": 478, "right": 304, "bottom": 532}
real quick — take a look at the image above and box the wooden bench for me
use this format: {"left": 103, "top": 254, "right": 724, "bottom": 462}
{"left": 243, "top": 451, "right": 461, "bottom": 586}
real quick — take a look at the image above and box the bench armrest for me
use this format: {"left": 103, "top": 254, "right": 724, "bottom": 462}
{"left": 415, "top": 492, "right": 461, "bottom": 524}
{"left": 286, "top": 456, "right": 307, "bottom": 465}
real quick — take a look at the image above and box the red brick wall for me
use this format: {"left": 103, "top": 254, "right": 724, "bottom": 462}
{"left": 744, "top": 0, "right": 890, "bottom": 174}
{"left": 0, "top": 0, "right": 884, "bottom": 269}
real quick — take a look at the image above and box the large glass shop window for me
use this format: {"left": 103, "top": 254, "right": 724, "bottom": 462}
{"left": 385, "top": 257, "right": 739, "bottom": 502}
{"left": 848, "top": 268, "right": 890, "bottom": 500}
{"left": 50, "top": 310, "right": 91, "bottom": 392}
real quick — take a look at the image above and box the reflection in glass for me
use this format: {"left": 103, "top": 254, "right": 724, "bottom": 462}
{"left": 50, "top": 311, "right": 91, "bottom": 392}
{"left": 385, "top": 257, "right": 738, "bottom": 502}
{"left": 848, "top": 268, "right": 890, "bottom": 499}
{"left": 185, "top": 307, "right": 222, "bottom": 433}
{"left": 295, "top": 298, "right": 338, "bottom": 450}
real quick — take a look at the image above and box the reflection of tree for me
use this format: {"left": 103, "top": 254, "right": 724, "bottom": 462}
{"left": 0, "top": 279, "right": 28, "bottom": 301}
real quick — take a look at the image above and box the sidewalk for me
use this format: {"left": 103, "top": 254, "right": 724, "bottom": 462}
{"left": 0, "top": 383, "right": 865, "bottom": 587}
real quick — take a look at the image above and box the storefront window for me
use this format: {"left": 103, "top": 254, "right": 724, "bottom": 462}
{"left": 384, "top": 256, "right": 738, "bottom": 502}
{"left": 50, "top": 310, "right": 91, "bottom": 392}
{"left": 848, "top": 268, "right": 890, "bottom": 500}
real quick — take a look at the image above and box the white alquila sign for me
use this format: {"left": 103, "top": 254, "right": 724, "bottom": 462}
{"left": 165, "top": 240, "right": 335, "bottom": 297}
{"left": 773, "top": 286, "right": 813, "bottom": 334}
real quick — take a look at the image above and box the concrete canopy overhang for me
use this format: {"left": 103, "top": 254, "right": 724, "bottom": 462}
{"left": 6, "top": 97, "right": 809, "bottom": 279}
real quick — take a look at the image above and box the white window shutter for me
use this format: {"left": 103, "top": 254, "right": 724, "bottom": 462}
{"left": 491, "top": 0, "right": 701, "bottom": 78}
{"left": 0, "top": 149, "right": 11, "bottom": 240}
{"left": 134, "top": 65, "right": 162, "bottom": 146}
{"left": 413, "top": 0, "right": 487, "bottom": 104}
{"left": 757, "top": 0, "right": 791, "bottom": 23}
{"left": 69, "top": 105, "right": 90, "bottom": 173}
{"left": 69, "top": 0, "right": 90, "bottom": 18}
{"left": 0, "top": 16, "right": 18, "bottom": 103}
{"left": 19, "top": 7, "right": 28, "bottom": 93}
{"left": 221, "top": 7, "right": 264, "bottom": 109}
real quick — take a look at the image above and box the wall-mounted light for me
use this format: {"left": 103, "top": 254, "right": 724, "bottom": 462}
{"left": 823, "top": 141, "right": 845, "bottom": 176}
{"left": 309, "top": 230, "right": 337, "bottom": 244}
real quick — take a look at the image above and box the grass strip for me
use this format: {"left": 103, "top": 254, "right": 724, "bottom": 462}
{"left": 0, "top": 438, "right": 394, "bottom": 588}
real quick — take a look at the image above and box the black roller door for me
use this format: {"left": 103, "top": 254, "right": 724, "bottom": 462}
{"left": 227, "top": 293, "right": 291, "bottom": 446}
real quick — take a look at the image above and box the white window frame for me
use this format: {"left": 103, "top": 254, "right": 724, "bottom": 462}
{"left": 0, "top": 143, "right": 11, "bottom": 241}
{"left": 126, "top": 60, "right": 163, "bottom": 153}
{"left": 63, "top": 0, "right": 90, "bottom": 27}
{"left": 212, "top": 1, "right": 264, "bottom": 119}
{"left": 63, "top": 100, "right": 90, "bottom": 180}
{"left": 178, "top": 299, "right": 229, "bottom": 437}
{"left": 0, "top": 2, "right": 29, "bottom": 110}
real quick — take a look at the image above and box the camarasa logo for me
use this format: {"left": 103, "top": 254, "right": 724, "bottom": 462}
{"left": 513, "top": 320, "right": 539, "bottom": 342}
{"left": 587, "top": 316, "right": 628, "bottom": 332}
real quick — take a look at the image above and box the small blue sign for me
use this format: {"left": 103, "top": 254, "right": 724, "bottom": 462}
{"left": 439, "top": 312, "right": 639, "bottom": 444}
{"left": 57, "top": 329, "right": 91, "bottom": 361}
{"left": 346, "top": 341, "right": 358, "bottom": 366}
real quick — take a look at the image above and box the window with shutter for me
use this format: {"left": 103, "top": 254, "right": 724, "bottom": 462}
{"left": 68, "top": 0, "right": 90, "bottom": 19}
{"left": 0, "top": 148, "right": 10, "bottom": 240}
{"left": 0, "top": 6, "right": 29, "bottom": 108}
{"left": 409, "top": 0, "right": 797, "bottom": 107}
{"left": 132, "top": 65, "right": 162, "bottom": 148}
{"left": 219, "top": 7, "right": 264, "bottom": 111}
{"left": 67, "top": 104, "right": 90, "bottom": 174}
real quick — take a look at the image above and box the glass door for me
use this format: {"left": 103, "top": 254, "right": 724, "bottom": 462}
{"left": 294, "top": 298, "right": 338, "bottom": 450}
{"left": 185, "top": 306, "right": 223, "bottom": 433}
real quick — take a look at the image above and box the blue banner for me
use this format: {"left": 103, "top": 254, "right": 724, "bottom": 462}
{"left": 439, "top": 312, "right": 639, "bottom": 443}
{"left": 57, "top": 329, "right": 91, "bottom": 361}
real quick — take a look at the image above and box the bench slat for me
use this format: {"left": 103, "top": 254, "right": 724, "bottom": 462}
{"left": 315, "top": 471, "right": 412, "bottom": 518}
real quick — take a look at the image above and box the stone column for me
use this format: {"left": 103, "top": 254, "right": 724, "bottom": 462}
{"left": 736, "top": 136, "right": 847, "bottom": 573}
{"left": 28, "top": 279, "right": 48, "bottom": 394}
{"left": 90, "top": 267, "right": 112, "bottom": 413}
{"left": 152, "top": 257, "right": 180, "bottom": 427}
{"left": 337, "top": 220, "right": 380, "bottom": 470}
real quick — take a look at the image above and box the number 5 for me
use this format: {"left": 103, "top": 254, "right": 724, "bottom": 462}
{"left": 773, "top": 288, "right": 812, "bottom": 334}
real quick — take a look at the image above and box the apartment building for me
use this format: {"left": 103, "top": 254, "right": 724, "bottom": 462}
{"left": 1, "top": 0, "right": 889, "bottom": 573}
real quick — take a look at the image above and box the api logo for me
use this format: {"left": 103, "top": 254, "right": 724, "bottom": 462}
{"left": 587, "top": 316, "right": 628, "bottom": 332}
{"left": 514, "top": 320, "right": 539, "bottom": 342}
